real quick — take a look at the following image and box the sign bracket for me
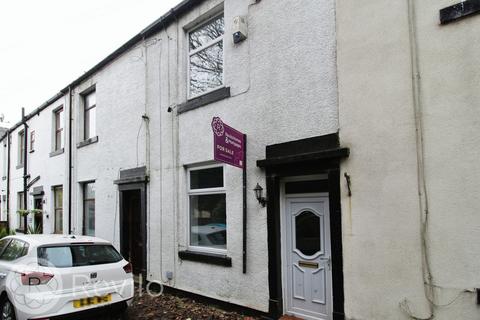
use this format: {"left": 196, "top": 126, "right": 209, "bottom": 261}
{"left": 211, "top": 117, "right": 248, "bottom": 274}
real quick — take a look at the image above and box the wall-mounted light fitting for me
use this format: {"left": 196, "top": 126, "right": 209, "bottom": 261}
{"left": 254, "top": 183, "right": 267, "bottom": 207}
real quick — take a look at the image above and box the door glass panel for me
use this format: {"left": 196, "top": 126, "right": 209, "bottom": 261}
{"left": 295, "top": 211, "right": 320, "bottom": 256}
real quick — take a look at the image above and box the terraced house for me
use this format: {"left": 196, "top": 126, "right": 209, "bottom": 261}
{"left": 1, "top": 0, "right": 480, "bottom": 319}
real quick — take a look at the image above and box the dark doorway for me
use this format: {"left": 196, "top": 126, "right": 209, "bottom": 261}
{"left": 33, "top": 197, "right": 43, "bottom": 233}
{"left": 120, "top": 188, "right": 146, "bottom": 276}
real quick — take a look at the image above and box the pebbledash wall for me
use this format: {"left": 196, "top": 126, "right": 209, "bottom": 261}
{"left": 156, "top": 0, "right": 338, "bottom": 312}
{"left": 65, "top": 0, "right": 339, "bottom": 313}
{"left": 1, "top": 0, "right": 338, "bottom": 314}
{"left": 1, "top": 0, "right": 479, "bottom": 319}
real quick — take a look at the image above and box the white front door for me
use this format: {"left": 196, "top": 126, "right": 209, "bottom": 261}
{"left": 284, "top": 195, "right": 332, "bottom": 320}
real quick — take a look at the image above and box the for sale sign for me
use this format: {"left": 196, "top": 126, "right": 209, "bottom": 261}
{"left": 211, "top": 117, "right": 245, "bottom": 169}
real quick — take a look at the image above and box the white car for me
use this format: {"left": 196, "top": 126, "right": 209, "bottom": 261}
{"left": 0, "top": 235, "right": 134, "bottom": 320}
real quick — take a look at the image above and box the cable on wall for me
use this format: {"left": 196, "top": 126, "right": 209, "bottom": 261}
{"left": 401, "top": 0, "right": 434, "bottom": 318}
{"left": 229, "top": 0, "right": 262, "bottom": 99}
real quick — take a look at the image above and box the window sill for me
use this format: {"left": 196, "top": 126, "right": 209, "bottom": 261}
{"left": 16, "top": 164, "right": 24, "bottom": 170}
{"left": 77, "top": 136, "right": 98, "bottom": 149}
{"left": 177, "top": 87, "right": 231, "bottom": 114}
{"left": 178, "top": 250, "right": 232, "bottom": 267}
{"left": 49, "top": 148, "right": 64, "bottom": 158}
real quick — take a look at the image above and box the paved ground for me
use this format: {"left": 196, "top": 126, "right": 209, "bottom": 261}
{"left": 125, "top": 289, "right": 263, "bottom": 320}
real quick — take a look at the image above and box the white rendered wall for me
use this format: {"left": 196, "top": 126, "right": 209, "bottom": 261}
{"left": 26, "top": 96, "right": 68, "bottom": 234}
{"left": 337, "top": 0, "right": 480, "bottom": 319}
{"left": 4, "top": 97, "right": 68, "bottom": 234}
{"left": 0, "top": 138, "right": 7, "bottom": 221}
{"left": 409, "top": 1, "right": 480, "bottom": 319}
{"left": 8, "top": 125, "right": 28, "bottom": 231}
{"left": 4, "top": 0, "right": 338, "bottom": 313}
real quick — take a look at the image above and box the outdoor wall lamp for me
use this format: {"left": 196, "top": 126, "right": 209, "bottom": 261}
{"left": 254, "top": 183, "right": 267, "bottom": 207}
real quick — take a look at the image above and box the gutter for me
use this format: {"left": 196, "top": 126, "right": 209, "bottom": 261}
{"left": 68, "top": 86, "right": 73, "bottom": 234}
{"left": 6, "top": 92, "right": 65, "bottom": 138}
{"left": 1, "top": 0, "right": 203, "bottom": 234}
{"left": 22, "top": 108, "right": 28, "bottom": 234}
{"left": 4, "top": 1, "right": 202, "bottom": 135}
{"left": 6, "top": 131, "right": 10, "bottom": 232}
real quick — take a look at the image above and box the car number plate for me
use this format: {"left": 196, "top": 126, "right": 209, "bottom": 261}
{"left": 73, "top": 294, "right": 112, "bottom": 308}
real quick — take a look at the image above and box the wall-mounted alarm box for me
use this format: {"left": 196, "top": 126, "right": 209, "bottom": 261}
{"left": 233, "top": 16, "right": 248, "bottom": 43}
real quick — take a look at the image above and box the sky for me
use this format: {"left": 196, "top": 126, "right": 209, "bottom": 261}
{"left": 0, "top": 0, "right": 180, "bottom": 126}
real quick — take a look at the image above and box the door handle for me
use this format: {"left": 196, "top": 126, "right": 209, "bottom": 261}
{"left": 0, "top": 273, "right": 7, "bottom": 279}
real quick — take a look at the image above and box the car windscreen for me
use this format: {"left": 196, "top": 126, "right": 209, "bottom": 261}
{"left": 37, "top": 244, "right": 123, "bottom": 268}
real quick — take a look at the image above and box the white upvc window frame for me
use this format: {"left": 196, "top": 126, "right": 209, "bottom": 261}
{"left": 18, "top": 130, "right": 25, "bottom": 167}
{"left": 187, "top": 13, "right": 225, "bottom": 100}
{"left": 53, "top": 106, "right": 64, "bottom": 151}
{"left": 186, "top": 163, "right": 227, "bottom": 254}
{"left": 2, "top": 143, "right": 6, "bottom": 178}
{"left": 17, "top": 191, "right": 25, "bottom": 230}
{"left": 83, "top": 90, "right": 97, "bottom": 140}
{"left": 53, "top": 185, "right": 63, "bottom": 234}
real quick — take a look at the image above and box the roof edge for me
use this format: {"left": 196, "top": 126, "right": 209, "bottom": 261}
{"left": 2, "top": 0, "right": 203, "bottom": 141}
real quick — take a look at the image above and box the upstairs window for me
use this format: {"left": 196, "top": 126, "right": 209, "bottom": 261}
{"left": 2, "top": 143, "right": 6, "bottom": 177}
{"left": 30, "top": 131, "right": 35, "bottom": 152}
{"left": 188, "top": 14, "right": 225, "bottom": 98}
{"left": 187, "top": 165, "right": 226, "bottom": 252}
{"left": 54, "top": 107, "right": 64, "bottom": 150}
{"left": 83, "top": 91, "right": 96, "bottom": 140}
{"left": 18, "top": 130, "right": 25, "bottom": 167}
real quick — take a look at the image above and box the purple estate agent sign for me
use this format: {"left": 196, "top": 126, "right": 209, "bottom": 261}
{"left": 211, "top": 117, "right": 245, "bottom": 169}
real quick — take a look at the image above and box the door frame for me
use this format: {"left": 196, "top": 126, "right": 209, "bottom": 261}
{"left": 264, "top": 166, "right": 345, "bottom": 320}
{"left": 280, "top": 175, "right": 333, "bottom": 319}
{"left": 118, "top": 182, "right": 147, "bottom": 278}
{"left": 257, "top": 133, "right": 347, "bottom": 319}
{"left": 33, "top": 195, "right": 44, "bottom": 233}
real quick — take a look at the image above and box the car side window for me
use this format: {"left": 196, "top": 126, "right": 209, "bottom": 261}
{"left": 0, "top": 239, "right": 11, "bottom": 256}
{"left": 0, "top": 240, "right": 28, "bottom": 261}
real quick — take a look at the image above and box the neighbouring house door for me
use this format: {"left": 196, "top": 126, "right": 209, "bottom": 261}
{"left": 285, "top": 195, "right": 332, "bottom": 320}
{"left": 34, "top": 197, "right": 43, "bottom": 234}
{"left": 121, "top": 189, "right": 145, "bottom": 276}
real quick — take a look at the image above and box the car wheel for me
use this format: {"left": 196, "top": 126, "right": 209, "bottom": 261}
{"left": 118, "top": 310, "right": 129, "bottom": 320}
{"left": 0, "top": 296, "right": 15, "bottom": 320}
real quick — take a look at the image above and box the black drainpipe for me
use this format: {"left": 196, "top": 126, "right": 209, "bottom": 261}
{"left": 22, "top": 108, "right": 28, "bottom": 234}
{"left": 68, "top": 87, "right": 73, "bottom": 234}
{"left": 6, "top": 131, "right": 11, "bottom": 232}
